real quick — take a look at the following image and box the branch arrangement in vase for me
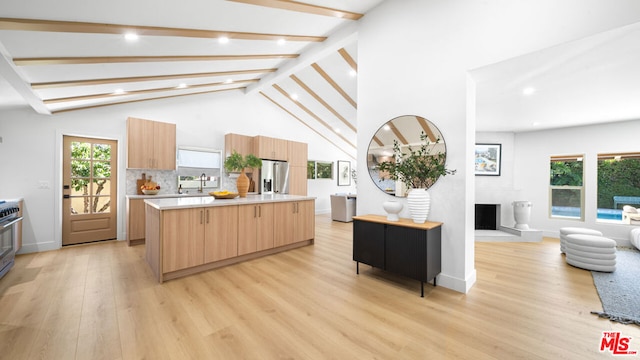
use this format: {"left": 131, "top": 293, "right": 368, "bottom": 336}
{"left": 375, "top": 131, "right": 456, "bottom": 191}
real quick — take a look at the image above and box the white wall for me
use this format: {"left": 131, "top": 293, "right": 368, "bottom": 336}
{"left": 475, "top": 132, "right": 522, "bottom": 227}
{"left": 357, "top": 0, "right": 640, "bottom": 293}
{"left": 515, "top": 120, "right": 640, "bottom": 246}
{"left": 0, "top": 90, "right": 355, "bottom": 253}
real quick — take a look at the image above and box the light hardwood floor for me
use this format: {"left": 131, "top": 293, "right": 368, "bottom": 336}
{"left": 1, "top": 214, "right": 638, "bottom": 359}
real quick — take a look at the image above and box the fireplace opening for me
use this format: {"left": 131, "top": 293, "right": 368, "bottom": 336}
{"left": 475, "top": 204, "right": 500, "bottom": 230}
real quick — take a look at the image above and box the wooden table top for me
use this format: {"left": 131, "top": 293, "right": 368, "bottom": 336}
{"left": 353, "top": 214, "right": 443, "bottom": 230}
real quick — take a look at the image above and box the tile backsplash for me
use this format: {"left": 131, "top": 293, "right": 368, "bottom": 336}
{"left": 126, "top": 169, "right": 238, "bottom": 195}
{"left": 126, "top": 170, "right": 178, "bottom": 195}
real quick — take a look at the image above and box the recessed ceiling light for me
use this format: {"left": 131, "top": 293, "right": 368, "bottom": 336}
{"left": 113, "top": 88, "right": 125, "bottom": 95}
{"left": 224, "top": 79, "right": 233, "bottom": 84}
{"left": 334, "top": 128, "right": 341, "bottom": 133}
{"left": 177, "top": 83, "right": 187, "bottom": 89}
{"left": 290, "top": 93, "right": 299, "bottom": 100}
{"left": 124, "top": 33, "right": 139, "bottom": 42}
{"left": 277, "top": 38, "right": 286, "bottom": 46}
{"left": 532, "top": 122, "right": 540, "bottom": 126}
{"left": 522, "top": 87, "right": 536, "bottom": 96}
{"left": 349, "top": 70, "right": 357, "bottom": 77}
{"left": 383, "top": 124, "right": 391, "bottom": 131}
{"left": 218, "top": 36, "right": 229, "bottom": 44}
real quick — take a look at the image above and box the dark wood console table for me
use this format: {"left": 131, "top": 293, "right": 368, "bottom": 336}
{"left": 352, "top": 215, "right": 442, "bottom": 297}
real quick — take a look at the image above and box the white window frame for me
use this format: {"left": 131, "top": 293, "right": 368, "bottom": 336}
{"left": 549, "top": 154, "right": 585, "bottom": 221}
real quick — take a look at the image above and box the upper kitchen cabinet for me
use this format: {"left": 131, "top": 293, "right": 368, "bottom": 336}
{"left": 127, "top": 117, "right": 176, "bottom": 170}
{"left": 224, "top": 133, "right": 254, "bottom": 158}
{"left": 288, "top": 141, "right": 308, "bottom": 167}
{"left": 254, "top": 136, "right": 287, "bottom": 161}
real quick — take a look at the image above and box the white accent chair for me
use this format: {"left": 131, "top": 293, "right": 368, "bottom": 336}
{"left": 631, "top": 228, "right": 640, "bottom": 251}
{"left": 622, "top": 205, "right": 640, "bottom": 225}
{"left": 330, "top": 194, "right": 356, "bottom": 222}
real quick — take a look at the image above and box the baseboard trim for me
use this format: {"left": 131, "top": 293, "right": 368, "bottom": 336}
{"left": 437, "top": 269, "right": 477, "bottom": 294}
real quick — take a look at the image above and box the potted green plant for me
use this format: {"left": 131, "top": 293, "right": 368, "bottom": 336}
{"left": 375, "top": 132, "right": 456, "bottom": 223}
{"left": 224, "top": 150, "right": 262, "bottom": 197}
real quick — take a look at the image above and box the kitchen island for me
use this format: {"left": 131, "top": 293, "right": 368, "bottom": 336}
{"left": 144, "top": 194, "right": 315, "bottom": 283}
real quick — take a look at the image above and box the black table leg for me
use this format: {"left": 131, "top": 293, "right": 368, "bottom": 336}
{"left": 356, "top": 262, "right": 359, "bottom": 274}
{"left": 421, "top": 281, "right": 424, "bottom": 297}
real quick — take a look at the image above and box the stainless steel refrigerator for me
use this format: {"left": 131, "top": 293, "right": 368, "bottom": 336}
{"left": 260, "top": 160, "right": 289, "bottom": 194}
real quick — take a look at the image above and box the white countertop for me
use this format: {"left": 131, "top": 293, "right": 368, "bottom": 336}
{"left": 0, "top": 198, "right": 24, "bottom": 203}
{"left": 126, "top": 193, "right": 210, "bottom": 200}
{"left": 144, "top": 194, "right": 316, "bottom": 210}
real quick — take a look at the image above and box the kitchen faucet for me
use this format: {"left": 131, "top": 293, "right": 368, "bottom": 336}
{"left": 198, "top": 173, "right": 206, "bottom": 193}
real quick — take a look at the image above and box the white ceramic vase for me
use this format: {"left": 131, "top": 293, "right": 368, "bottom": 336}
{"left": 382, "top": 201, "right": 403, "bottom": 221}
{"left": 407, "top": 188, "right": 430, "bottom": 224}
{"left": 512, "top": 201, "right": 532, "bottom": 230}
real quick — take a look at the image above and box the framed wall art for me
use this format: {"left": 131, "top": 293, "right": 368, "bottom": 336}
{"left": 337, "top": 160, "right": 351, "bottom": 186}
{"left": 475, "top": 143, "right": 501, "bottom": 176}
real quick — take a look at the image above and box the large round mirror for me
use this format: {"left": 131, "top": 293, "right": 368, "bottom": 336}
{"left": 367, "top": 115, "right": 447, "bottom": 197}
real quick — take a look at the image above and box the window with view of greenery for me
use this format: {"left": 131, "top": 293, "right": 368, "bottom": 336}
{"left": 307, "top": 160, "right": 333, "bottom": 179}
{"left": 549, "top": 155, "right": 584, "bottom": 220}
{"left": 307, "top": 161, "right": 316, "bottom": 179}
{"left": 597, "top": 152, "right": 640, "bottom": 221}
{"left": 70, "top": 141, "right": 112, "bottom": 214}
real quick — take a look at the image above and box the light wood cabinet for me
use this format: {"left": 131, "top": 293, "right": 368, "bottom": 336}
{"left": 127, "top": 198, "right": 146, "bottom": 245}
{"left": 288, "top": 166, "right": 308, "bottom": 196}
{"left": 254, "top": 135, "right": 288, "bottom": 161}
{"left": 225, "top": 133, "right": 254, "bottom": 158}
{"left": 161, "top": 207, "right": 239, "bottom": 271}
{"left": 288, "top": 141, "right": 308, "bottom": 166}
{"left": 288, "top": 141, "right": 308, "bottom": 195}
{"left": 145, "top": 197, "right": 314, "bottom": 283}
{"left": 162, "top": 209, "right": 205, "bottom": 273}
{"left": 226, "top": 133, "right": 308, "bottom": 194}
{"left": 204, "top": 206, "right": 239, "bottom": 263}
{"left": 274, "top": 200, "right": 315, "bottom": 247}
{"left": 238, "top": 203, "right": 274, "bottom": 255}
{"left": 127, "top": 117, "right": 176, "bottom": 170}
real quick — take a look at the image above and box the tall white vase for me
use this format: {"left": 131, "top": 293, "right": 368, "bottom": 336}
{"left": 512, "top": 201, "right": 532, "bottom": 230}
{"left": 407, "top": 188, "right": 430, "bottom": 223}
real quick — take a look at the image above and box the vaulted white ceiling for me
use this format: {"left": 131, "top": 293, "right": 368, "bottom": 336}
{"left": 473, "top": 20, "right": 640, "bottom": 133}
{"left": 1, "top": 0, "right": 639, "bottom": 160}
{"left": 0, "top": 0, "right": 386, "bottom": 159}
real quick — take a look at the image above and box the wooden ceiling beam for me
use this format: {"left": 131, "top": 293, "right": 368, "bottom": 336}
{"left": 43, "top": 79, "right": 259, "bottom": 104}
{"left": 260, "top": 91, "right": 355, "bottom": 160}
{"left": 32, "top": 68, "right": 275, "bottom": 89}
{"left": 417, "top": 116, "right": 437, "bottom": 142}
{"left": 289, "top": 74, "right": 356, "bottom": 133}
{"left": 311, "top": 63, "right": 356, "bottom": 109}
{"left": 51, "top": 87, "right": 243, "bottom": 114}
{"left": 0, "top": 17, "right": 325, "bottom": 42}
{"left": 272, "top": 84, "right": 356, "bottom": 149}
{"left": 14, "top": 54, "right": 299, "bottom": 66}
{"left": 338, "top": 48, "right": 357, "bottom": 71}
{"left": 228, "top": 0, "right": 363, "bottom": 20}
{"left": 388, "top": 122, "right": 409, "bottom": 146}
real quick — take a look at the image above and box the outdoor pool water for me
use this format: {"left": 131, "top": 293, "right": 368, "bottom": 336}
{"left": 551, "top": 206, "right": 622, "bottom": 220}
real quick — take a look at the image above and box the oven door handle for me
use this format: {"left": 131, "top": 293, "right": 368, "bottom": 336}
{"left": 1, "top": 217, "right": 22, "bottom": 229}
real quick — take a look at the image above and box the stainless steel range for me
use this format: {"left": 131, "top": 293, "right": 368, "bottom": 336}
{"left": 0, "top": 201, "right": 22, "bottom": 279}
